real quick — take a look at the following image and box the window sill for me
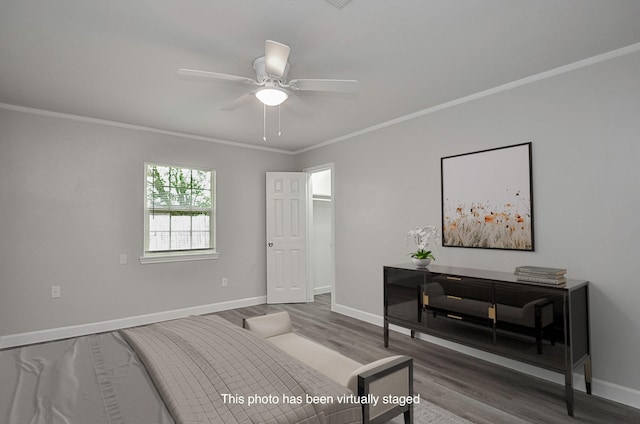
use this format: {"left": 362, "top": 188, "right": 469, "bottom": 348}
{"left": 139, "top": 250, "right": 220, "bottom": 264}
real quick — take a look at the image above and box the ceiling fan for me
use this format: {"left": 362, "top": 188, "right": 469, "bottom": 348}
{"left": 178, "top": 40, "right": 359, "bottom": 140}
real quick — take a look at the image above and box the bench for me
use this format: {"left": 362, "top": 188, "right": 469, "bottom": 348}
{"left": 243, "top": 311, "right": 414, "bottom": 424}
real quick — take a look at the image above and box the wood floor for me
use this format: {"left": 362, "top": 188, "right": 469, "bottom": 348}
{"left": 214, "top": 294, "right": 640, "bottom": 424}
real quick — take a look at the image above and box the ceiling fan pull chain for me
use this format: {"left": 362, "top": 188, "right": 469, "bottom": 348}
{"left": 263, "top": 103, "right": 267, "bottom": 142}
{"left": 278, "top": 104, "right": 282, "bottom": 136}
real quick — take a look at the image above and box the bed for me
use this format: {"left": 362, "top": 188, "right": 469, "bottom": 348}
{"left": 0, "top": 314, "right": 361, "bottom": 424}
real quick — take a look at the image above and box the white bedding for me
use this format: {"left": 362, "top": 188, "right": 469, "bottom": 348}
{"left": 0, "top": 332, "right": 174, "bottom": 424}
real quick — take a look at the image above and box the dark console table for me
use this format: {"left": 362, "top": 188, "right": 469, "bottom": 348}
{"left": 383, "top": 264, "right": 591, "bottom": 416}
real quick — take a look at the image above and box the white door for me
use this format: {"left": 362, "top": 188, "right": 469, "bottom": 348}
{"left": 266, "top": 172, "right": 308, "bottom": 304}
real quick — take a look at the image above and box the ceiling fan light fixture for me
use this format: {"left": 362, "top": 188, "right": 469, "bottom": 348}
{"left": 255, "top": 86, "right": 288, "bottom": 106}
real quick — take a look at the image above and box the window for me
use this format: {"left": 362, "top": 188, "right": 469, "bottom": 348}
{"left": 141, "top": 163, "right": 217, "bottom": 263}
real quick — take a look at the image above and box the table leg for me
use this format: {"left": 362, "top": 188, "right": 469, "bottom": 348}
{"left": 384, "top": 320, "right": 389, "bottom": 348}
{"left": 584, "top": 356, "right": 592, "bottom": 395}
{"left": 565, "top": 369, "right": 574, "bottom": 417}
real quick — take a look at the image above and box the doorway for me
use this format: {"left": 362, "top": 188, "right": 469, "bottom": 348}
{"left": 305, "top": 164, "right": 335, "bottom": 303}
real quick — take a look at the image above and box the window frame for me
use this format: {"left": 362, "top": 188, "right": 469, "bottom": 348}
{"left": 140, "top": 162, "right": 218, "bottom": 264}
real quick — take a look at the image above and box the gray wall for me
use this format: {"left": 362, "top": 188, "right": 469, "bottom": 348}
{"left": 0, "top": 108, "right": 294, "bottom": 336}
{"left": 295, "top": 52, "right": 640, "bottom": 397}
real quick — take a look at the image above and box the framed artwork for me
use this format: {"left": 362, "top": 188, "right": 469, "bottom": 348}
{"left": 441, "top": 142, "right": 534, "bottom": 251}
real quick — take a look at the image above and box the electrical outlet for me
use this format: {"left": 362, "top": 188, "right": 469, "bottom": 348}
{"left": 119, "top": 253, "right": 127, "bottom": 264}
{"left": 51, "top": 285, "right": 61, "bottom": 298}
{"left": 221, "top": 278, "right": 228, "bottom": 287}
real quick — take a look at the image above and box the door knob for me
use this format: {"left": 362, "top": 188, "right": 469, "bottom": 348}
{"left": 267, "top": 242, "right": 274, "bottom": 247}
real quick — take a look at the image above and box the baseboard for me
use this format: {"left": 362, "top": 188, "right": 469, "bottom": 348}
{"left": 0, "top": 295, "right": 266, "bottom": 349}
{"left": 593, "top": 379, "right": 640, "bottom": 410}
{"left": 332, "top": 301, "right": 640, "bottom": 411}
{"left": 332, "top": 301, "right": 384, "bottom": 327}
{"left": 313, "top": 285, "right": 332, "bottom": 295}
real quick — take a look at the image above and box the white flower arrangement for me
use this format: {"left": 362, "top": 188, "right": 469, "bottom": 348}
{"left": 406, "top": 225, "right": 441, "bottom": 260}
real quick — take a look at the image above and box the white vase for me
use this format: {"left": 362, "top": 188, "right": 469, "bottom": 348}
{"left": 411, "top": 258, "right": 431, "bottom": 268}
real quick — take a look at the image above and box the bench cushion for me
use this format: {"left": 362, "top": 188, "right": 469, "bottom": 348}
{"left": 268, "top": 332, "right": 362, "bottom": 387}
{"left": 243, "top": 311, "right": 292, "bottom": 338}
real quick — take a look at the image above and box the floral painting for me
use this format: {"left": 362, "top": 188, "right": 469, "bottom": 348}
{"left": 441, "top": 142, "right": 534, "bottom": 251}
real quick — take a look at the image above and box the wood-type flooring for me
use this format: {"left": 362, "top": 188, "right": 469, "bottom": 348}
{"left": 213, "top": 294, "right": 640, "bottom": 424}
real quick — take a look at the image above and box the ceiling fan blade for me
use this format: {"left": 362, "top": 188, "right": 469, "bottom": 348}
{"left": 283, "top": 94, "right": 314, "bottom": 118}
{"left": 264, "top": 40, "right": 290, "bottom": 78}
{"left": 288, "top": 79, "right": 359, "bottom": 94}
{"left": 177, "top": 69, "right": 257, "bottom": 85}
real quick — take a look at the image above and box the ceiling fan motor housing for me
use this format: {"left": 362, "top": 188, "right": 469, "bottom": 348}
{"left": 253, "top": 56, "right": 290, "bottom": 84}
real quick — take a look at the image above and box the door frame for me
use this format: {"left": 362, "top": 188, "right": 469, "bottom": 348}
{"left": 304, "top": 163, "right": 335, "bottom": 305}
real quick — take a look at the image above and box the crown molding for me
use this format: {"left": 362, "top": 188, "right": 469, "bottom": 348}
{"left": 294, "top": 41, "right": 640, "bottom": 155}
{"left": 0, "top": 103, "right": 294, "bottom": 155}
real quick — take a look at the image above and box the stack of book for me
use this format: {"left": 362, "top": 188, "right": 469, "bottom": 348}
{"left": 514, "top": 266, "right": 567, "bottom": 285}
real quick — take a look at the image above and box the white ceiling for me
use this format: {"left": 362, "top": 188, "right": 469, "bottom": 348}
{"left": 2, "top": 1, "right": 640, "bottom": 152}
